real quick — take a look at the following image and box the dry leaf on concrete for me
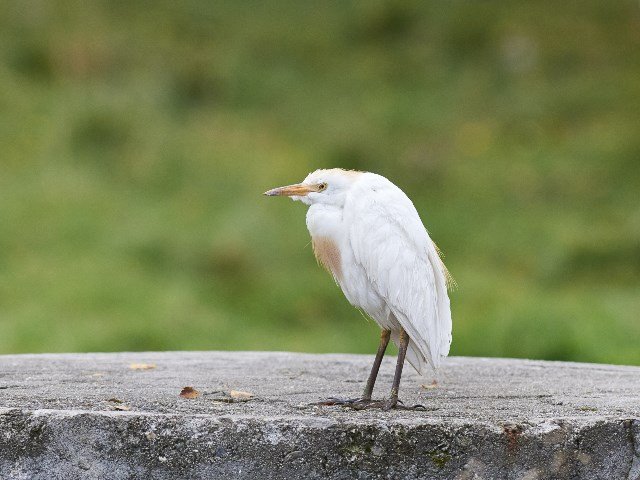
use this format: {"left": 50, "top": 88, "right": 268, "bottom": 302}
{"left": 229, "top": 390, "right": 253, "bottom": 401}
{"left": 180, "top": 386, "right": 200, "bottom": 399}
{"left": 110, "top": 405, "right": 131, "bottom": 411}
{"left": 129, "top": 363, "right": 156, "bottom": 370}
{"left": 420, "top": 380, "right": 439, "bottom": 389}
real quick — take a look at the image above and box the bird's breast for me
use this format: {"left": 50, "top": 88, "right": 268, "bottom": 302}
{"left": 306, "top": 204, "right": 345, "bottom": 283}
{"left": 306, "top": 204, "right": 387, "bottom": 322}
{"left": 311, "top": 236, "right": 343, "bottom": 282}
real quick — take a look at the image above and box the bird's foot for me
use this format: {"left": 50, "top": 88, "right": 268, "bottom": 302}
{"left": 317, "top": 397, "right": 426, "bottom": 411}
{"left": 362, "top": 398, "right": 427, "bottom": 411}
{"left": 316, "top": 397, "right": 373, "bottom": 408}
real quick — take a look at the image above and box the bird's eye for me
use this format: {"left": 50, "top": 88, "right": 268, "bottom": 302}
{"left": 318, "top": 183, "right": 327, "bottom": 191}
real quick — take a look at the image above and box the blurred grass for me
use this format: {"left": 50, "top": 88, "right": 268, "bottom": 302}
{"left": 0, "top": 0, "right": 639, "bottom": 364}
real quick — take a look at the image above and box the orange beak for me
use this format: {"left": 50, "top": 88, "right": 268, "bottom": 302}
{"left": 264, "top": 183, "right": 314, "bottom": 197}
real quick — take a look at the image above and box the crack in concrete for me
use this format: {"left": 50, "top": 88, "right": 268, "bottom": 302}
{"left": 441, "top": 394, "right": 554, "bottom": 400}
{"left": 628, "top": 419, "right": 640, "bottom": 480}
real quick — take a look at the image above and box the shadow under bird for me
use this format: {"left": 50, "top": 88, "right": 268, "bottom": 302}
{"left": 265, "top": 169, "right": 454, "bottom": 410}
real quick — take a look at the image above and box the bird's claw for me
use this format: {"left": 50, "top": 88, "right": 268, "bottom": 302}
{"left": 393, "top": 402, "right": 427, "bottom": 411}
{"left": 365, "top": 399, "right": 427, "bottom": 411}
{"left": 316, "top": 397, "right": 372, "bottom": 407}
{"left": 317, "top": 397, "right": 426, "bottom": 411}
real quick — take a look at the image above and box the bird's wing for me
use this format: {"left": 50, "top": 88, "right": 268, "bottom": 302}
{"left": 345, "top": 174, "right": 452, "bottom": 372}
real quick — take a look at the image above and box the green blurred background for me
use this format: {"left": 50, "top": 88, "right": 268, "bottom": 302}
{"left": 1, "top": 1, "right": 639, "bottom": 364}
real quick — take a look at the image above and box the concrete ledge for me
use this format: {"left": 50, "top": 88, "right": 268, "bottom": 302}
{"left": 0, "top": 351, "right": 639, "bottom": 479}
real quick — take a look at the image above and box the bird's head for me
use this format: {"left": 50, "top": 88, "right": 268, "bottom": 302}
{"left": 264, "top": 168, "right": 363, "bottom": 207}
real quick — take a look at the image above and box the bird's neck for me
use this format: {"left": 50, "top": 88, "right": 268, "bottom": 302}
{"left": 306, "top": 204, "right": 343, "bottom": 241}
{"left": 306, "top": 204, "right": 345, "bottom": 283}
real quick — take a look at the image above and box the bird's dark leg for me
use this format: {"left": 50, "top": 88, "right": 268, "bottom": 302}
{"left": 318, "top": 330, "right": 390, "bottom": 407}
{"left": 319, "top": 329, "right": 425, "bottom": 411}
{"left": 385, "top": 328, "right": 409, "bottom": 409}
{"left": 360, "top": 329, "right": 426, "bottom": 411}
{"left": 362, "top": 329, "right": 391, "bottom": 400}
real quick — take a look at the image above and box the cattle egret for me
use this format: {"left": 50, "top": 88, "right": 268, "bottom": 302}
{"left": 265, "top": 169, "right": 453, "bottom": 410}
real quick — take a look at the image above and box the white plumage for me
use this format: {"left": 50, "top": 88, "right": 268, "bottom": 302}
{"left": 265, "top": 168, "right": 453, "bottom": 409}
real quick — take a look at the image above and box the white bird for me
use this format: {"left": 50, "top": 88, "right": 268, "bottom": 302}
{"left": 265, "top": 168, "right": 453, "bottom": 410}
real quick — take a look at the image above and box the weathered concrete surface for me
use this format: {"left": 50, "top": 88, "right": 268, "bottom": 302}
{"left": 0, "top": 352, "right": 638, "bottom": 480}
